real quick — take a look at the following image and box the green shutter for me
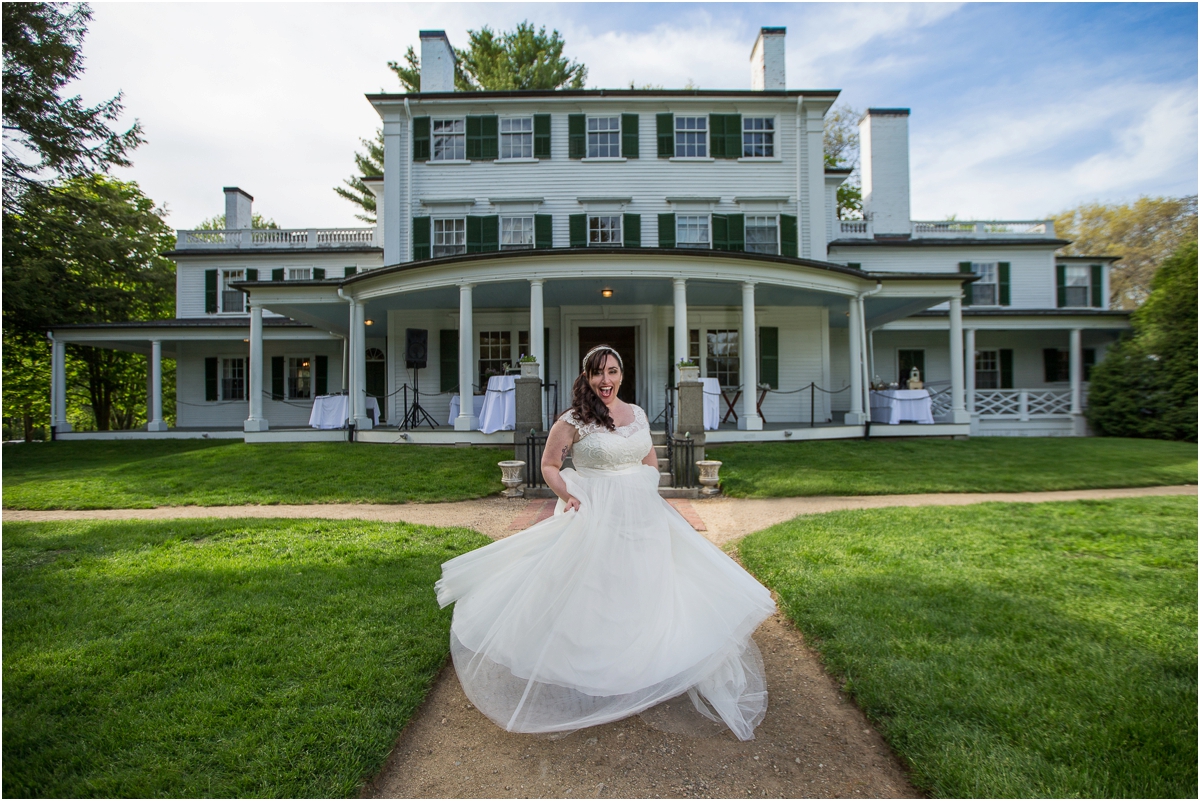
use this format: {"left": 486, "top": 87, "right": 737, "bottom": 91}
{"left": 999, "top": 349, "right": 1013, "bottom": 389}
{"left": 568, "top": 114, "right": 586, "bottom": 159}
{"left": 621, "top": 113, "right": 638, "bottom": 158}
{"left": 205, "top": 357, "right": 218, "bottom": 401}
{"left": 959, "top": 262, "right": 974, "bottom": 306}
{"left": 709, "top": 114, "right": 726, "bottom": 159}
{"left": 466, "top": 216, "right": 482, "bottom": 253}
{"left": 1090, "top": 264, "right": 1103, "bottom": 307}
{"left": 847, "top": 262, "right": 862, "bottom": 270}
{"left": 727, "top": 213, "right": 745, "bottom": 252}
{"left": 534, "top": 214, "right": 553, "bottom": 248}
{"left": 780, "top": 214, "right": 798, "bottom": 258}
{"left": 998, "top": 262, "right": 1010, "bottom": 306}
{"left": 271, "top": 268, "right": 284, "bottom": 282}
{"left": 315, "top": 354, "right": 328, "bottom": 396}
{"left": 623, "top": 214, "right": 641, "bottom": 247}
{"left": 204, "top": 269, "right": 218, "bottom": 313}
{"left": 271, "top": 356, "right": 285, "bottom": 400}
{"left": 712, "top": 214, "right": 728, "bottom": 250}
{"left": 481, "top": 115, "right": 498, "bottom": 160}
{"left": 246, "top": 268, "right": 258, "bottom": 281}
{"left": 667, "top": 326, "right": 675, "bottom": 377}
{"left": 412, "top": 216, "right": 431, "bottom": 260}
{"left": 439, "top": 329, "right": 458, "bottom": 393}
{"left": 658, "top": 213, "right": 676, "bottom": 248}
{"left": 481, "top": 215, "right": 499, "bottom": 252}
{"left": 725, "top": 113, "right": 742, "bottom": 158}
{"left": 465, "top": 116, "right": 487, "bottom": 160}
{"left": 760, "top": 326, "right": 779, "bottom": 389}
{"left": 656, "top": 113, "right": 674, "bottom": 157}
{"left": 533, "top": 114, "right": 551, "bottom": 158}
{"left": 569, "top": 214, "right": 587, "bottom": 248}
{"left": 412, "top": 116, "right": 430, "bottom": 161}
{"left": 344, "top": 266, "right": 357, "bottom": 277}
{"left": 313, "top": 267, "right": 325, "bottom": 280}
{"left": 1056, "top": 264, "right": 1067, "bottom": 308}
{"left": 1083, "top": 348, "right": 1096, "bottom": 381}
{"left": 1043, "top": 348, "right": 1060, "bottom": 382}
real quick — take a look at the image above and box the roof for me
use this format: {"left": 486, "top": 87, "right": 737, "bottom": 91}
{"left": 51, "top": 317, "right": 313, "bottom": 331}
{"left": 1056, "top": 254, "right": 1122, "bottom": 262}
{"left": 914, "top": 308, "right": 1130, "bottom": 318}
{"left": 367, "top": 88, "right": 839, "bottom": 103}
{"left": 829, "top": 237, "right": 1071, "bottom": 248}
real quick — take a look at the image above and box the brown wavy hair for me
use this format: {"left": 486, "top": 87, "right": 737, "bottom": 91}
{"left": 566, "top": 346, "right": 623, "bottom": 431}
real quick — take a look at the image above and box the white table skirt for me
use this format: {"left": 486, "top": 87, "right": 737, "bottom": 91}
{"left": 309, "top": 395, "right": 379, "bottom": 429}
{"left": 701, "top": 377, "right": 721, "bottom": 431}
{"left": 447, "top": 394, "right": 487, "bottom": 427}
{"left": 869, "top": 389, "right": 934, "bottom": 425}
{"left": 478, "top": 375, "right": 517, "bottom": 434}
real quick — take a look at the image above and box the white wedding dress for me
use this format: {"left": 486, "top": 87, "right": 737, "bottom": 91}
{"left": 435, "top": 405, "right": 776, "bottom": 741}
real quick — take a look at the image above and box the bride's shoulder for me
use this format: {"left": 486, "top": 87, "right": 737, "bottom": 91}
{"left": 630, "top": 404, "right": 648, "bottom": 421}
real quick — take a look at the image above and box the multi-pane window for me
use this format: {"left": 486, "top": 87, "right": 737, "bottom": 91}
{"left": 1063, "top": 266, "right": 1091, "bottom": 307}
{"left": 220, "top": 269, "right": 245, "bottom": 313}
{"left": 970, "top": 262, "right": 999, "bottom": 306}
{"left": 587, "top": 116, "right": 621, "bottom": 158}
{"left": 499, "top": 117, "right": 533, "bottom": 159}
{"left": 500, "top": 216, "right": 534, "bottom": 250}
{"left": 288, "top": 356, "right": 312, "bottom": 399}
{"left": 478, "top": 330, "right": 512, "bottom": 389}
{"left": 676, "top": 215, "right": 710, "bottom": 248}
{"left": 286, "top": 267, "right": 312, "bottom": 281}
{"left": 743, "top": 117, "right": 775, "bottom": 157}
{"left": 975, "top": 350, "right": 1000, "bottom": 390}
{"left": 675, "top": 116, "right": 708, "bottom": 157}
{"left": 707, "top": 330, "right": 740, "bottom": 387}
{"left": 222, "top": 357, "right": 246, "bottom": 400}
{"left": 588, "top": 215, "right": 621, "bottom": 246}
{"left": 745, "top": 216, "right": 778, "bottom": 254}
{"left": 432, "top": 118, "right": 466, "bottom": 161}
{"left": 433, "top": 218, "right": 466, "bottom": 257}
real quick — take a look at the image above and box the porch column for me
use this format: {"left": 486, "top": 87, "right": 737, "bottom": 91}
{"left": 50, "top": 336, "right": 72, "bottom": 433}
{"left": 948, "top": 297, "right": 969, "bottom": 423}
{"left": 965, "top": 327, "right": 976, "bottom": 413}
{"left": 846, "top": 297, "right": 866, "bottom": 424}
{"left": 1069, "top": 327, "right": 1083, "bottom": 414}
{"left": 739, "top": 281, "right": 762, "bottom": 430}
{"left": 352, "top": 300, "right": 371, "bottom": 429}
{"left": 456, "top": 283, "right": 478, "bottom": 431}
{"left": 672, "top": 278, "right": 688, "bottom": 375}
{"left": 147, "top": 339, "right": 167, "bottom": 431}
{"left": 529, "top": 279, "right": 544, "bottom": 382}
{"left": 245, "top": 303, "right": 268, "bottom": 431}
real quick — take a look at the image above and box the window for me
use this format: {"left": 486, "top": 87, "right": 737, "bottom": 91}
{"left": 675, "top": 116, "right": 708, "bottom": 158}
{"left": 478, "top": 330, "right": 511, "bottom": 389}
{"left": 898, "top": 349, "right": 925, "bottom": 386}
{"left": 433, "top": 218, "right": 466, "bottom": 257}
{"left": 221, "top": 357, "right": 246, "bottom": 400}
{"left": 500, "top": 216, "right": 534, "bottom": 250}
{"left": 286, "top": 267, "right": 312, "bottom": 281}
{"left": 288, "top": 356, "right": 312, "bottom": 399}
{"left": 587, "top": 116, "right": 621, "bottom": 158}
{"left": 975, "top": 350, "right": 1000, "bottom": 390}
{"left": 969, "top": 262, "right": 999, "bottom": 306}
{"left": 707, "top": 330, "right": 739, "bottom": 387}
{"left": 743, "top": 117, "right": 775, "bottom": 157}
{"left": 432, "top": 118, "right": 465, "bottom": 161}
{"left": 588, "top": 215, "right": 621, "bottom": 246}
{"left": 1063, "top": 266, "right": 1091, "bottom": 307}
{"left": 1044, "top": 348, "right": 1096, "bottom": 382}
{"left": 499, "top": 117, "right": 533, "bottom": 159}
{"left": 745, "top": 216, "right": 778, "bottom": 254}
{"left": 676, "top": 215, "right": 710, "bottom": 248}
{"left": 220, "top": 269, "right": 244, "bottom": 313}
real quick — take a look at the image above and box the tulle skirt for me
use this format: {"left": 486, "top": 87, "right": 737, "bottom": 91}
{"left": 435, "top": 462, "right": 776, "bottom": 741}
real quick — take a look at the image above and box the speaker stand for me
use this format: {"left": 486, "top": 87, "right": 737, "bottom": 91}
{"left": 403, "top": 364, "right": 438, "bottom": 430}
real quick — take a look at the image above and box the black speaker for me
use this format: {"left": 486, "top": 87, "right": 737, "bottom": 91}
{"left": 405, "top": 328, "right": 428, "bottom": 368}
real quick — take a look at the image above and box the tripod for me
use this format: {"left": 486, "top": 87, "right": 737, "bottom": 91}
{"left": 403, "top": 362, "right": 438, "bottom": 430}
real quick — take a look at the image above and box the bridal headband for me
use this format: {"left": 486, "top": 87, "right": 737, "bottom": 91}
{"left": 582, "top": 345, "right": 623, "bottom": 372}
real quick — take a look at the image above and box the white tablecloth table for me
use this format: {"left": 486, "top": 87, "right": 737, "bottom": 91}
{"left": 478, "top": 375, "right": 518, "bottom": 434}
{"left": 869, "top": 389, "right": 934, "bottom": 425}
{"left": 447, "top": 394, "right": 486, "bottom": 427}
{"left": 701, "top": 377, "right": 721, "bottom": 431}
{"left": 309, "top": 395, "right": 379, "bottom": 429}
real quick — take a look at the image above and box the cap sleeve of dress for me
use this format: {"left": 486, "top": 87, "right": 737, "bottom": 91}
{"left": 559, "top": 409, "right": 588, "bottom": 436}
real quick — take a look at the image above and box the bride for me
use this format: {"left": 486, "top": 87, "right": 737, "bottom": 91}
{"left": 435, "top": 345, "right": 776, "bottom": 741}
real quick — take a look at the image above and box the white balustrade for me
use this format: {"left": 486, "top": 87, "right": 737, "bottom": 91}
{"left": 177, "top": 227, "right": 377, "bottom": 250}
{"left": 910, "top": 220, "right": 1055, "bottom": 239}
{"left": 972, "top": 389, "right": 1073, "bottom": 418}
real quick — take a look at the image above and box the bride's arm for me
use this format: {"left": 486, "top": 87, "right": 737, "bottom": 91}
{"left": 541, "top": 420, "right": 581, "bottom": 511}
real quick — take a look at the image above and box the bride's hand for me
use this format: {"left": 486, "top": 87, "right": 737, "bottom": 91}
{"left": 563, "top": 495, "right": 581, "bottom": 512}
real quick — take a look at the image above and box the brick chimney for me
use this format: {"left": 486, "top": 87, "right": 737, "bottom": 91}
{"left": 750, "top": 27, "right": 786, "bottom": 90}
{"left": 420, "top": 30, "right": 456, "bottom": 92}
{"left": 859, "top": 109, "right": 911, "bottom": 236}
{"left": 223, "top": 187, "right": 253, "bottom": 230}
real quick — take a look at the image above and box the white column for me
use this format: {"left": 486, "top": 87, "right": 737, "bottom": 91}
{"left": 673, "top": 278, "right": 688, "bottom": 375}
{"left": 965, "top": 328, "right": 976, "bottom": 414}
{"left": 948, "top": 297, "right": 969, "bottom": 423}
{"left": 382, "top": 117, "right": 403, "bottom": 264}
{"left": 50, "top": 336, "right": 72, "bottom": 433}
{"left": 739, "top": 281, "right": 763, "bottom": 430}
{"left": 245, "top": 303, "right": 268, "bottom": 431}
{"left": 805, "top": 107, "right": 828, "bottom": 259}
{"left": 846, "top": 297, "right": 866, "bottom": 425}
{"left": 456, "top": 283, "right": 478, "bottom": 431}
{"left": 1069, "top": 328, "right": 1083, "bottom": 415}
{"left": 147, "top": 339, "right": 167, "bottom": 431}
{"left": 529, "top": 279, "right": 544, "bottom": 382}
{"left": 352, "top": 301, "right": 371, "bottom": 429}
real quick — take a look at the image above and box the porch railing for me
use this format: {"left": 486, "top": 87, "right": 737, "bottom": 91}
{"left": 836, "top": 219, "right": 1055, "bottom": 241}
{"left": 176, "top": 227, "right": 378, "bottom": 250}
{"left": 973, "top": 389, "right": 1075, "bottom": 420}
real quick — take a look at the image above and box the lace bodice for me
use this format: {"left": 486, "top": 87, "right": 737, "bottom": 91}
{"left": 561, "top": 405, "right": 653, "bottom": 471}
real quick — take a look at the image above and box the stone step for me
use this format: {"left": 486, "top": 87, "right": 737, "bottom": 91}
{"left": 659, "top": 470, "right": 671, "bottom": 487}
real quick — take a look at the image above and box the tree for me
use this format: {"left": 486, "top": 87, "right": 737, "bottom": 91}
{"left": 2, "top": 2, "right": 142, "bottom": 215}
{"left": 333, "top": 130, "right": 382, "bottom": 224}
{"left": 1050, "top": 196, "right": 1197, "bottom": 309}
{"left": 1086, "top": 239, "right": 1197, "bottom": 441}
{"left": 193, "top": 212, "right": 279, "bottom": 230}
{"left": 823, "top": 104, "right": 863, "bottom": 220}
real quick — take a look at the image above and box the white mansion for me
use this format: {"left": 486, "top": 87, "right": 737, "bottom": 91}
{"left": 49, "top": 27, "right": 1128, "bottom": 444}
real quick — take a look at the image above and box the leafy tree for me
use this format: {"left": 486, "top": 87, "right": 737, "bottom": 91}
{"left": 193, "top": 212, "right": 279, "bottom": 230}
{"left": 1051, "top": 196, "right": 1197, "bottom": 309}
{"left": 1086, "top": 239, "right": 1197, "bottom": 441}
{"left": 823, "top": 104, "right": 862, "bottom": 220}
{"left": 2, "top": 2, "right": 142, "bottom": 215}
{"left": 333, "top": 130, "right": 382, "bottom": 223}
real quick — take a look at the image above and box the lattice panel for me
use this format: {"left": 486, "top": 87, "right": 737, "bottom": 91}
{"left": 974, "top": 391, "right": 1020, "bottom": 416}
{"left": 1027, "top": 391, "right": 1071, "bottom": 416}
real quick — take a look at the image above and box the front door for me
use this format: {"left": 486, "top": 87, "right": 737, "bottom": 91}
{"left": 578, "top": 327, "right": 636, "bottom": 405}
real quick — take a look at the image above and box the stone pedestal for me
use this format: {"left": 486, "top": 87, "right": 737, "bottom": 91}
{"left": 676, "top": 378, "right": 706, "bottom": 462}
{"left": 514, "top": 373, "right": 543, "bottom": 456}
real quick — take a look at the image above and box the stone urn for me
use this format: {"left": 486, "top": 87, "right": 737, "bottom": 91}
{"left": 695, "top": 460, "right": 723, "bottom": 497}
{"left": 678, "top": 363, "right": 700, "bottom": 383}
{"left": 520, "top": 361, "right": 540, "bottom": 379}
{"left": 498, "top": 460, "right": 526, "bottom": 498}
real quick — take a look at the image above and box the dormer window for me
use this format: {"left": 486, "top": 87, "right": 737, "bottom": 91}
{"left": 432, "top": 118, "right": 466, "bottom": 161}
{"left": 499, "top": 117, "right": 533, "bottom": 159}
{"left": 675, "top": 116, "right": 708, "bottom": 158}
{"left": 587, "top": 116, "right": 621, "bottom": 158}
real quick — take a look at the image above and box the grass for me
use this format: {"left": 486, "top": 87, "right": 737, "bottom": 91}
{"left": 709, "top": 437, "right": 1197, "bottom": 497}
{"left": 2, "top": 440, "right": 511, "bottom": 509}
{"left": 2, "top": 517, "right": 490, "bottom": 798}
{"left": 739, "top": 496, "right": 1198, "bottom": 798}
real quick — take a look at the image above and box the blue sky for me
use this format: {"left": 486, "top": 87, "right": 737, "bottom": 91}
{"left": 71, "top": 2, "right": 1197, "bottom": 229}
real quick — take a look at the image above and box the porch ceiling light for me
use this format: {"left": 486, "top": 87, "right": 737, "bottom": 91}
{"left": 365, "top": 319, "right": 374, "bottom": 326}
{"left": 601, "top": 288, "right": 614, "bottom": 298}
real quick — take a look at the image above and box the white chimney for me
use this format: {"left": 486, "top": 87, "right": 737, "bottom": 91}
{"left": 223, "top": 187, "right": 253, "bottom": 230}
{"left": 859, "top": 109, "right": 911, "bottom": 236}
{"left": 420, "top": 30, "right": 456, "bottom": 92}
{"left": 750, "top": 27, "right": 786, "bottom": 91}
{"left": 362, "top": 176, "right": 384, "bottom": 245}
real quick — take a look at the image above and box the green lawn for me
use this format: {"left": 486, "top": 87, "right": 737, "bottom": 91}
{"left": 2, "top": 440, "right": 511, "bottom": 509}
{"left": 740, "top": 496, "right": 1198, "bottom": 799}
{"left": 709, "top": 437, "right": 1197, "bottom": 497}
{"left": 3, "top": 518, "right": 489, "bottom": 798}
